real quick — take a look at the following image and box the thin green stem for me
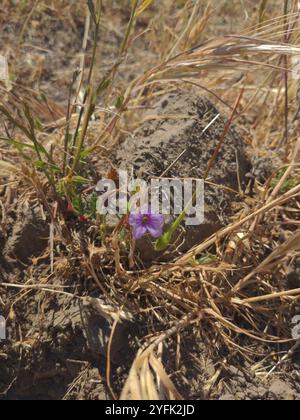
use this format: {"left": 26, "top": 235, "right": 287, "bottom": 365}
{"left": 70, "top": 0, "right": 102, "bottom": 174}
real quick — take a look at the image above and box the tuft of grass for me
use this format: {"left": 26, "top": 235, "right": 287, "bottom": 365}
{"left": 271, "top": 167, "right": 300, "bottom": 193}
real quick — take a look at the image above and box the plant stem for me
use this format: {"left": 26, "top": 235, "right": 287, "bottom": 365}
{"left": 283, "top": 0, "right": 289, "bottom": 147}
{"left": 70, "top": 0, "right": 102, "bottom": 174}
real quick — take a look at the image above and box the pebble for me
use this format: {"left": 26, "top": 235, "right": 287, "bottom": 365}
{"left": 219, "top": 394, "right": 235, "bottom": 401}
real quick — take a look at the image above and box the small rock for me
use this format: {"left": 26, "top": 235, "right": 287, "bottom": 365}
{"left": 229, "top": 366, "right": 239, "bottom": 376}
{"left": 248, "top": 390, "right": 259, "bottom": 399}
{"left": 236, "top": 392, "right": 246, "bottom": 400}
{"left": 219, "top": 394, "right": 235, "bottom": 401}
{"left": 4, "top": 205, "right": 48, "bottom": 265}
{"left": 286, "top": 257, "right": 300, "bottom": 289}
{"left": 237, "top": 370, "right": 245, "bottom": 379}
{"left": 257, "top": 386, "right": 267, "bottom": 396}
{"left": 269, "top": 379, "right": 295, "bottom": 400}
{"left": 238, "top": 377, "right": 247, "bottom": 387}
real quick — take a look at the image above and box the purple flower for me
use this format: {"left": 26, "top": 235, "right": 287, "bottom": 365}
{"left": 129, "top": 209, "right": 164, "bottom": 240}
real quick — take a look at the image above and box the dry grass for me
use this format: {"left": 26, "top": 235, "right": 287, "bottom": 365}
{"left": 0, "top": 0, "right": 300, "bottom": 400}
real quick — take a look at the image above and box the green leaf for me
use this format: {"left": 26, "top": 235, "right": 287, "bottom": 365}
{"left": 35, "top": 160, "right": 46, "bottom": 169}
{"left": 115, "top": 95, "right": 124, "bottom": 109}
{"left": 34, "top": 117, "right": 44, "bottom": 131}
{"left": 155, "top": 231, "right": 173, "bottom": 252}
{"left": 0, "top": 136, "right": 35, "bottom": 151}
{"left": 80, "top": 148, "right": 92, "bottom": 160}
{"left": 198, "top": 254, "right": 218, "bottom": 265}
{"left": 155, "top": 210, "right": 187, "bottom": 251}
{"left": 96, "top": 77, "right": 111, "bottom": 95}
{"left": 72, "top": 176, "right": 90, "bottom": 185}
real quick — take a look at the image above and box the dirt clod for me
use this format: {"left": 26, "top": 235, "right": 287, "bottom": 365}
{"left": 114, "top": 91, "right": 251, "bottom": 260}
{"left": 3, "top": 205, "right": 49, "bottom": 265}
{"left": 269, "top": 379, "right": 296, "bottom": 400}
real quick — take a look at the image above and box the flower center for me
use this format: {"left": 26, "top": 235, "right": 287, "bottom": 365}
{"left": 142, "top": 216, "right": 149, "bottom": 224}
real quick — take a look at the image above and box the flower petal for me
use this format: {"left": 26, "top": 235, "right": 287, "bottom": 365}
{"left": 147, "top": 225, "right": 163, "bottom": 238}
{"left": 129, "top": 213, "right": 143, "bottom": 227}
{"left": 133, "top": 225, "right": 147, "bottom": 240}
{"left": 148, "top": 214, "right": 165, "bottom": 228}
